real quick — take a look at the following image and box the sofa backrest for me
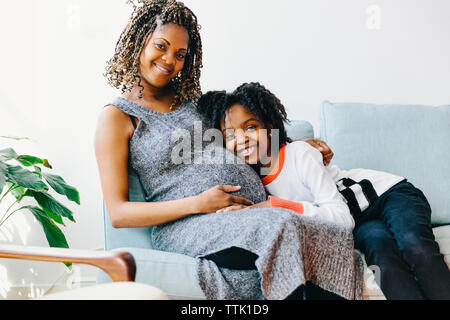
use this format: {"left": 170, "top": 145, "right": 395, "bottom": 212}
{"left": 103, "top": 120, "right": 314, "bottom": 250}
{"left": 320, "top": 101, "right": 450, "bottom": 225}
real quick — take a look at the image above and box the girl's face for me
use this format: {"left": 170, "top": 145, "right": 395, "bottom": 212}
{"left": 139, "top": 22, "right": 189, "bottom": 89}
{"left": 220, "top": 104, "right": 271, "bottom": 166}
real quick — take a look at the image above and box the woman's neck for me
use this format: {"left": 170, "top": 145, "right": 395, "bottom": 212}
{"left": 128, "top": 77, "right": 171, "bottom": 100}
{"left": 123, "top": 78, "right": 175, "bottom": 111}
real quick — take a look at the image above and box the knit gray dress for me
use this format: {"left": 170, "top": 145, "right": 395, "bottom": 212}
{"left": 112, "top": 96, "right": 364, "bottom": 300}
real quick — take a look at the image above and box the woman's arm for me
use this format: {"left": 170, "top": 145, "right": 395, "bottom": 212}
{"left": 94, "top": 106, "right": 252, "bottom": 228}
{"left": 300, "top": 138, "right": 334, "bottom": 166}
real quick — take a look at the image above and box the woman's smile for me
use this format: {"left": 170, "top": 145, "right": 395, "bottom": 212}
{"left": 153, "top": 62, "right": 174, "bottom": 76}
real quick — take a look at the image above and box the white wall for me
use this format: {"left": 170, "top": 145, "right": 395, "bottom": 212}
{"left": 1, "top": 0, "right": 449, "bottom": 256}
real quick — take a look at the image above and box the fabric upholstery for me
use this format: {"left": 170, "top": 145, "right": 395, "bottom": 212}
{"left": 320, "top": 101, "right": 450, "bottom": 225}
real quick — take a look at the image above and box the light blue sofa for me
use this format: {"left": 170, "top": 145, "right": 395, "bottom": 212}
{"left": 98, "top": 101, "right": 450, "bottom": 300}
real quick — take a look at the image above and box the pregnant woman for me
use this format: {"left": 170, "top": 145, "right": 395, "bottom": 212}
{"left": 95, "top": 0, "right": 363, "bottom": 299}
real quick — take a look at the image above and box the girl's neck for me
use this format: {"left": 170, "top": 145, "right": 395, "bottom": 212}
{"left": 257, "top": 147, "right": 275, "bottom": 177}
{"left": 257, "top": 142, "right": 286, "bottom": 178}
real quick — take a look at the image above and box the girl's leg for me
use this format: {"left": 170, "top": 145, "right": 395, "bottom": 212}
{"left": 354, "top": 219, "right": 425, "bottom": 299}
{"left": 378, "top": 181, "right": 450, "bottom": 300}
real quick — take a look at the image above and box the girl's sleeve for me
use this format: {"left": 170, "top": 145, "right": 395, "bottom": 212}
{"left": 270, "top": 144, "right": 355, "bottom": 230}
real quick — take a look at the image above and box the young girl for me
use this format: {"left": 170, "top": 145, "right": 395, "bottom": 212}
{"left": 199, "top": 82, "right": 450, "bottom": 300}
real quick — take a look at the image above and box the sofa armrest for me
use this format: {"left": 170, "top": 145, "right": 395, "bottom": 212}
{"left": 0, "top": 244, "right": 136, "bottom": 282}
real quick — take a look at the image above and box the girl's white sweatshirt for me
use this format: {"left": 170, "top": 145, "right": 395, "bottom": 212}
{"left": 262, "top": 141, "right": 405, "bottom": 230}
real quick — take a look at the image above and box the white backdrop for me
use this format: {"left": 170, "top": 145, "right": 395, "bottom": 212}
{"left": 1, "top": 0, "right": 449, "bottom": 256}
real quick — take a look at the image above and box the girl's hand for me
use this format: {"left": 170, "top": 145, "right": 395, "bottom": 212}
{"left": 216, "top": 200, "right": 271, "bottom": 213}
{"left": 249, "top": 200, "right": 271, "bottom": 209}
{"left": 195, "top": 185, "right": 254, "bottom": 214}
{"left": 216, "top": 204, "right": 249, "bottom": 213}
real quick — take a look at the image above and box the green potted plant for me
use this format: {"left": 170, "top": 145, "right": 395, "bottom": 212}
{"left": 0, "top": 136, "right": 79, "bottom": 252}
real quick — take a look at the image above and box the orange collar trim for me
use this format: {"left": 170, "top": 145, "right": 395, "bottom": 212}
{"left": 261, "top": 144, "right": 287, "bottom": 186}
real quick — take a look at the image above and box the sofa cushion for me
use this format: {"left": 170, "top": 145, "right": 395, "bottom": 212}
{"left": 285, "top": 119, "right": 315, "bottom": 140}
{"left": 434, "top": 225, "right": 450, "bottom": 267}
{"left": 320, "top": 101, "right": 450, "bottom": 225}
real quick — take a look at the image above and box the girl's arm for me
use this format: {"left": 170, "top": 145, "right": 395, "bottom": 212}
{"left": 94, "top": 106, "right": 252, "bottom": 228}
{"left": 293, "top": 144, "right": 354, "bottom": 229}
{"left": 267, "top": 144, "right": 354, "bottom": 229}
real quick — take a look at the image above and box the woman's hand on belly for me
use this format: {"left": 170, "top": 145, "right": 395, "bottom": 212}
{"left": 194, "top": 185, "right": 254, "bottom": 213}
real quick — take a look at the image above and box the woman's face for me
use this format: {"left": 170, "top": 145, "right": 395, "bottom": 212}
{"left": 220, "top": 104, "right": 270, "bottom": 165}
{"left": 139, "top": 22, "right": 189, "bottom": 89}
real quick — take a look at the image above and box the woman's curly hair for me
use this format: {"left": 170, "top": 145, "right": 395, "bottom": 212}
{"left": 104, "top": 0, "right": 203, "bottom": 108}
{"left": 198, "top": 82, "right": 292, "bottom": 145}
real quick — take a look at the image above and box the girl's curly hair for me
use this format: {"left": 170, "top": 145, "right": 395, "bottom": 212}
{"left": 104, "top": 0, "right": 203, "bottom": 108}
{"left": 196, "top": 90, "right": 227, "bottom": 125}
{"left": 198, "top": 82, "right": 292, "bottom": 145}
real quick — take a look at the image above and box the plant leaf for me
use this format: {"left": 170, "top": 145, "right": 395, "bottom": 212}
{"left": 31, "top": 164, "right": 42, "bottom": 179}
{"left": 0, "top": 136, "right": 29, "bottom": 141}
{"left": 43, "top": 173, "right": 80, "bottom": 204}
{"left": 4, "top": 182, "right": 27, "bottom": 200}
{"left": 0, "top": 161, "right": 7, "bottom": 194}
{"left": 21, "top": 189, "right": 64, "bottom": 225}
{"left": 16, "top": 155, "right": 52, "bottom": 169}
{"left": 0, "top": 148, "right": 18, "bottom": 160}
{"left": 16, "top": 158, "right": 33, "bottom": 167}
{"left": 5, "top": 164, "right": 48, "bottom": 191}
{"left": 42, "top": 159, "right": 52, "bottom": 169}
{"left": 30, "top": 190, "right": 75, "bottom": 222}
{"left": 17, "top": 155, "right": 43, "bottom": 165}
{"left": 45, "top": 211, "right": 65, "bottom": 226}
{"left": 26, "top": 206, "right": 69, "bottom": 249}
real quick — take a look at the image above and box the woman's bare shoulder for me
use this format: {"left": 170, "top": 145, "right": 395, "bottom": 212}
{"left": 97, "top": 105, "right": 133, "bottom": 134}
{"left": 99, "top": 104, "right": 129, "bottom": 122}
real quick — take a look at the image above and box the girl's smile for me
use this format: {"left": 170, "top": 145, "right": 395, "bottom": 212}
{"left": 238, "top": 144, "right": 258, "bottom": 158}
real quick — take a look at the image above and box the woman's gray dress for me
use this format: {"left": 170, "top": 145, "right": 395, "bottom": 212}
{"left": 112, "top": 97, "right": 364, "bottom": 300}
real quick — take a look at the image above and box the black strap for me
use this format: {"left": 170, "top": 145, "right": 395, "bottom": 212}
{"left": 341, "top": 177, "right": 357, "bottom": 188}
{"left": 129, "top": 115, "right": 137, "bottom": 130}
{"left": 358, "top": 179, "right": 378, "bottom": 206}
{"left": 339, "top": 177, "right": 378, "bottom": 206}
{"left": 339, "top": 188, "right": 362, "bottom": 218}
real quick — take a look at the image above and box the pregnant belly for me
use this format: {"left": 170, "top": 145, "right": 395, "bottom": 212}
{"left": 145, "top": 148, "right": 267, "bottom": 204}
